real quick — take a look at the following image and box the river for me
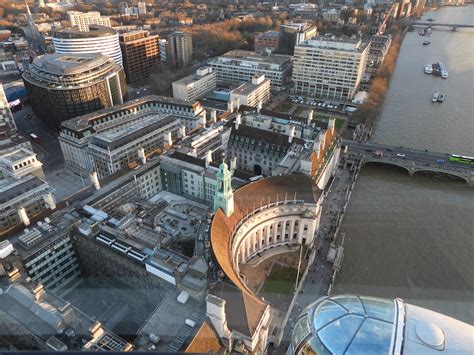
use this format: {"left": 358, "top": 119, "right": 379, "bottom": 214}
{"left": 334, "top": 6, "right": 474, "bottom": 324}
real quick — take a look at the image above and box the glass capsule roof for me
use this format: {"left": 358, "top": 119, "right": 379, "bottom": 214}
{"left": 295, "top": 295, "right": 396, "bottom": 355}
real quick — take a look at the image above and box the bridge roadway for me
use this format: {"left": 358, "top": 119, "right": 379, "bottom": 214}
{"left": 342, "top": 140, "right": 474, "bottom": 185}
{"left": 411, "top": 22, "right": 474, "bottom": 29}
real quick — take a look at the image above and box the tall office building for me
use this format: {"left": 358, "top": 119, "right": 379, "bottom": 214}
{"left": 67, "top": 11, "right": 111, "bottom": 32}
{"left": 22, "top": 53, "right": 126, "bottom": 130}
{"left": 53, "top": 25, "right": 123, "bottom": 66}
{"left": 278, "top": 22, "right": 317, "bottom": 55}
{"left": 119, "top": 31, "right": 159, "bottom": 83}
{"left": 167, "top": 31, "right": 193, "bottom": 68}
{"left": 292, "top": 37, "right": 369, "bottom": 100}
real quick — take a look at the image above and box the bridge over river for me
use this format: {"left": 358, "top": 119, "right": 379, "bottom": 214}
{"left": 410, "top": 21, "right": 474, "bottom": 30}
{"left": 342, "top": 140, "right": 474, "bottom": 185}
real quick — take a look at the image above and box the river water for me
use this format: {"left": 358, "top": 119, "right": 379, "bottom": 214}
{"left": 334, "top": 6, "right": 474, "bottom": 324}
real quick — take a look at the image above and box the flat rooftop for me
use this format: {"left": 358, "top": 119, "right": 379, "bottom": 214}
{"left": 300, "top": 36, "right": 367, "bottom": 52}
{"left": 231, "top": 78, "right": 270, "bottom": 96}
{"left": 29, "top": 53, "right": 113, "bottom": 76}
{"left": 0, "top": 147, "right": 35, "bottom": 163}
{"left": 216, "top": 50, "right": 292, "bottom": 65}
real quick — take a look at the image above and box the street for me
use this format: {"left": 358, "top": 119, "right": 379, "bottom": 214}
{"left": 274, "top": 162, "right": 356, "bottom": 352}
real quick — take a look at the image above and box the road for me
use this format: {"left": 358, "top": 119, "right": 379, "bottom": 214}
{"left": 13, "top": 105, "right": 64, "bottom": 172}
{"left": 274, "top": 164, "right": 356, "bottom": 352}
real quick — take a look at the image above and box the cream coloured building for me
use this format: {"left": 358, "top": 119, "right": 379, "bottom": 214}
{"left": 292, "top": 37, "right": 370, "bottom": 100}
{"left": 229, "top": 75, "right": 270, "bottom": 108}
{"left": 67, "top": 11, "right": 111, "bottom": 32}
{"left": 172, "top": 67, "right": 217, "bottom": 102}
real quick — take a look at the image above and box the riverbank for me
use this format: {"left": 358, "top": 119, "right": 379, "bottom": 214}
{"left": 349, "top": 25, "right": 407, "bottom": 141}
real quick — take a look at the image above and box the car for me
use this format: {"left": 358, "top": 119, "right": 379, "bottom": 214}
{"left": 386, "top": 148, "right": 393, "bottom": 152}
{"left": 365, "top": 149, "right": 373, "bottom": 152}
{"left": 397, "top": 153, "right": 406, "bottom": 158}
{"left": 318, "top": 102, "right": 322, "bottom": 106}
{"left": 436, "top": 159, "right": 445, "bottom": 163}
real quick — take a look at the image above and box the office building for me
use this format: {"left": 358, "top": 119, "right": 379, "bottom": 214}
{"left": 289, "top": 295, "right": 473, "bottom": 355}
{"left": 87, "top": 113, "right": 181, "bottom": 179}
{"left": 0, "top": 149, "right": 54, "bottom": 236}
{"left": 254, "top": 31, "right": 280, "bottom": 52}
{"left": 172, "top": 67, "right": 217, "bottom": 102}
{"left": 210, "top": 50, "right": 292, "bottom": 91}
{"left": 229, "top": 74, "right": 271, "bottom": 108}
{"left": 292, "top": 37, "right": 370, "bottom": 100}
{"left": 22, "top": 53, "right": 126, "bottom": 130}
{"left": 167, "top": 31, "right": 193, "bottom": 68}
{"left": 53, "top": 25, "right": 123, "bottom": 66}
{"left": 278, "top": 22, "right": 317, "bottom": 55}
{"left": 59, "top": 95, "right": 206, "bottom": 177}
{"left": 67, "top": 11, "right": 111, "bottom": 32}
{"left": 119, "top": 30, "right": 160, "bottom": 83}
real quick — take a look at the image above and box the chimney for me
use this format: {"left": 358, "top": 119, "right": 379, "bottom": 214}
{"left": 234, "top": 98, "right": 240, "bottom": 111}
{"left": 206, "top": 294, "right": 231, "bottom": 339}
{"left": 288, "top": 125, "right": 296, "bottom": 143}
{"left": 230, "top": 157, "right": 237, "bottom": 172}
{"left": 257, "top": 100, "right": 262, "bottom": 113}
{"left": 89, "top": 171, "right": 100, "bottom": 190}
{"left": 319, "top": 131, "right": 326, "bottom": 149}
{"left": 43, "top": 192, "right": 56, "bottom": 210}
{"left": 138, "top": 147, "right": 146, "bottom": 165}
{"left": 164, "top": 131, "right": 173, "bottom": 146}
{"left": 205, "top": 150, "right": 213, "bottom": 168}
{"left": 17, "top": 207, "right": 30, "bottom": 226}
{"left": 211, "top": 109, "right": 217, "bottom": 123}
{"left": 328, "top": 117, "right": 336, "bottom": 134}
{"left": 227, "top": 100, "right": 234, "bottom": 112}
{"left": 180, "top": 125, "right": 186, "bottom": 138}
{"left": 307, "top": 110, "right": 313, "bottom": 126}
{"left": 235, "top": 113, "right": 241, "bottom": 130}
{"left": 313, "top": 141, "right": 321, "bottom": 158}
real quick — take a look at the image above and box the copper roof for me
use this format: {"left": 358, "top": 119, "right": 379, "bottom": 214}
{"left": 210, "top": 175, "right": 322, "bottom": 322}
{"left": 184, "top": 320, "right": 223, "bottom": 353}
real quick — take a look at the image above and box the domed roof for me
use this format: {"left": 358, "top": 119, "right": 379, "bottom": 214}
{"left": 293, "top": 295, "right": 396, "bottom": 354}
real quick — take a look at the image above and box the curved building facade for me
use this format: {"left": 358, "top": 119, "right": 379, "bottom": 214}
{"left": 211, "top": 173, "right": 323, "bottom": 296}
{"left": 289, "top": 295, "right": 473, "bottom": 355}
{"left": 23, "top": 53, "right": 126, "bottom": 129}
{"left": 52, "top": 25, "right": 123, "bottom": 66}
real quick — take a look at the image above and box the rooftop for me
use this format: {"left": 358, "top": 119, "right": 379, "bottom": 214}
{"left": 299, "top": 36, "right": 368, "bottom": 52}
{"left": 231, "top": 77, "right": 270, "bottom": 96}
{"left": 28, "top": 53, "right": 113, "bottom": 76}
{"left": 53, "top": 25, "right": 117, "bottom": 39}
{"left": 216, "top": 50, "right": 292, "bottom": 65}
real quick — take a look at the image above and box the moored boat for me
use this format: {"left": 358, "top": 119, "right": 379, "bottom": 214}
{"left": 432, "top": 92, "right": 440, "bottom": 102}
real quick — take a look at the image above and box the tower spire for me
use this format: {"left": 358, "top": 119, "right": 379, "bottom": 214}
{"left": 213, "top": 160, "right": 234, "bottom": 217}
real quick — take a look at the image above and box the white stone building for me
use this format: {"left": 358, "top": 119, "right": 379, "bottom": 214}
{"left": 209, "top": 50, "right": 292, "bottom": 91}
{"left": 67, "top": 11, "right": 111, "bottom": 32}
{"left": 293, "top": 37, "right": 370, "bottom": 100}
{"left": 172, "top": 67, "right": 217, "bottom": 102}
{"left": 229, "top": 75, "right": 270, "bottom": 108}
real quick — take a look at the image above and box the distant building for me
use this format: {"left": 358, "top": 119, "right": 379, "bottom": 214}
{"left": 322, "top": 8, "right": 341, "bottom": 22}
{"left": 366, "top": 34, "right": 392, "bottom": 75}
{"left": 278, "top": 22, "right": 317, "bottom": 55}
{"left": 53, "top": 25, "right": 123, "bottom": 66}
{"left": 137, "top": 1, "right": 147, "bottom": 15}
{"left": 59, "top": 95, "right": 206, "bottom": 177}
{"left": 22, "top": 53, "right": 126, "bottom": 130}
{"left": 119, "top": 30, "right": 159, "bottom": 83}
{"left": 67, "top": 11, "right": 111, "bottom": 32}
{"left": 209, "top": 50, "right": 292, "bottom": 92}
{"left": 172, "top": 67, "right": 217, "bottom": 102}
{"left": 229, "top": 75, "right": 271, "bottom": 108}
{"left": 158, "top": 38, "right": 167, "bottom": 62}
{"left": 254, "top": 31, "right": 280, "bottom": 52}
{"left": 293, "top": 37, "right": 370, "bottom": 100}
{"left": 167, "top": 31, "right": 193, "bottom": 68}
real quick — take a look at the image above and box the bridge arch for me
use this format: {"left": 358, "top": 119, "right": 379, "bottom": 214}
{"left": 412, "top": 169, "right": 469, "bottom": 183}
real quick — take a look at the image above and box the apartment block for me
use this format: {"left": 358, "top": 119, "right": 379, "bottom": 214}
{"left": 67, "top": 11, "right": 111, "bottom": 32}
{"left": 172, "top": 67, "right": 217, "bottom": 102}
{"left": 167, "top": 31, "right": 193, "bottom": 68}
{"left": 209, "top": 50, "right": 292, "bottom": 91}
{"left": 292, "top": 37, "right": 370, "bottom": 101}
